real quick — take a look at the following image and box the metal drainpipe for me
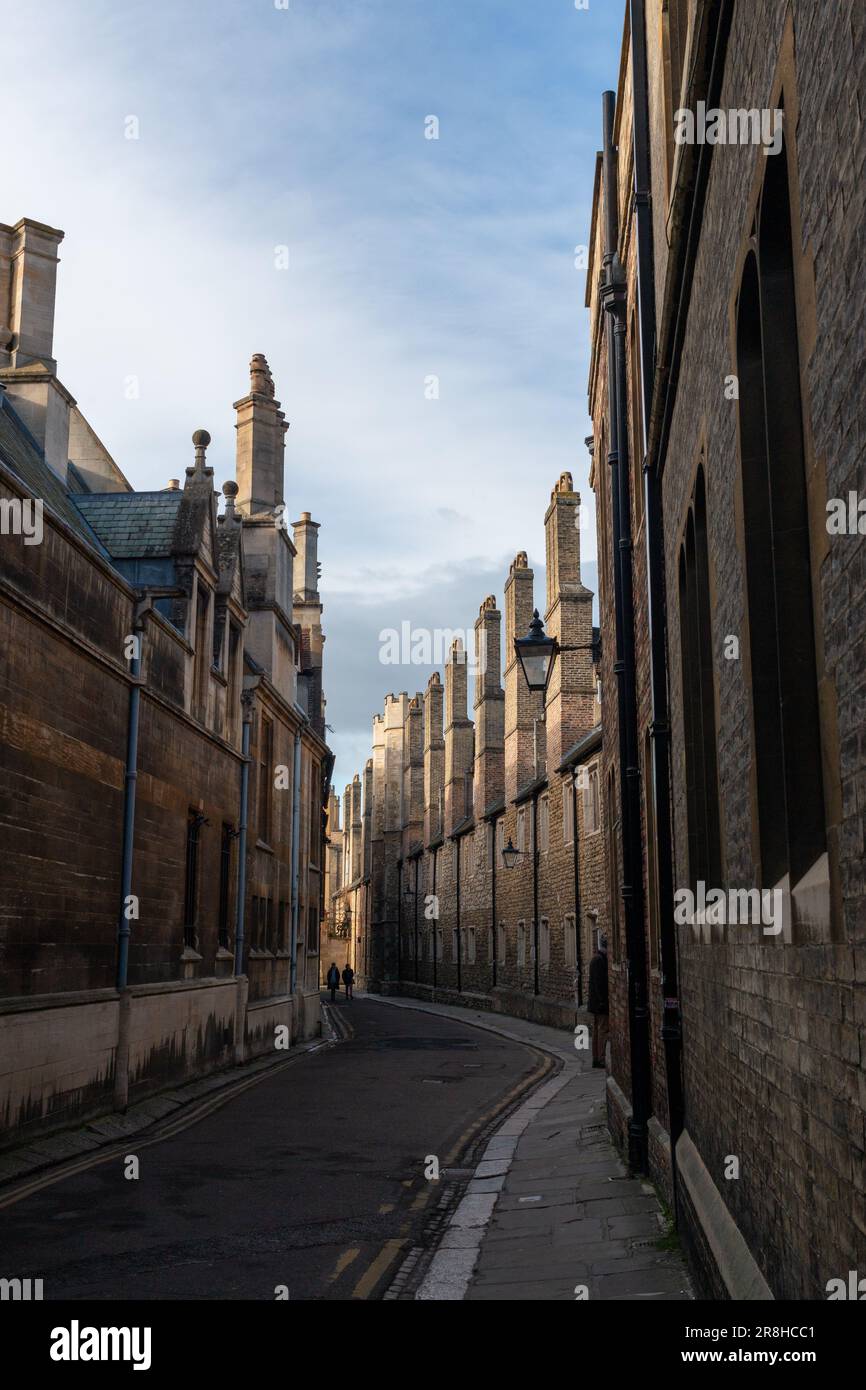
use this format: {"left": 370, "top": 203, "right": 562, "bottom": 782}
{"left": 234, "top": 693, "right": 253, "bottom": 976}
{"left": 116, "top": 605, "right": 147, "bottom": 992}
{"left": 572, "top": 771, "right": 583, "bottom": 1007}
{"left": 414, "top": 857, "right": 419, "bottom": 983}
{"left": 602, "top": 89, "right": 651, "bottom": 1174}
{"left": 490, "top": 820, "right": 498, "bottom": 990}
{"left": 432, "top": 848, "right": 438, "bottom": 990}
{"left": 289, "top": 727, "right": 303, "bottom": 996}
{"left": 320, "top": 754, "right": 335, "bottom": 975}
{"left": 455, "top": 838, "right": 462, "bottom": 994}
{"left": 532, "top": 796, "right": 540, "bottom": 996}
{"left": 629, "top": 0, "right": 686, "bottom": 1165}
{"left": 397, "top": 859, "right": 403, "bottom": 985}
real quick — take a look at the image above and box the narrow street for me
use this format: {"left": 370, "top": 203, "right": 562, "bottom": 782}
{"left": 0, "top": 998, "right": 541, "bottom": 1301}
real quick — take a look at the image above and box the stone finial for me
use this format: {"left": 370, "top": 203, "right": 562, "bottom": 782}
{"left": 510, "top": 551, "right": 528, "bottom": 574}
{"left": 221, "top": 478, "right": 239, "bottom": 522}
{"left": 187, "top": 429, "right": 213, "bottom": 479}
{"left": 250, "top": 353, "right": 275, "bottom": 399}
{"left": 553, "top": 471, "right": 574, "bottom": 497}
{"left": 428, "top": 671, "right": 441, "bottom": 687}
{"left": 480, "top": 594, "right": 497, "bottom": 613}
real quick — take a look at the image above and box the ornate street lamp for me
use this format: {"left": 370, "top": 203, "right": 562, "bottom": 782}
{"left": 513, "top": 609, "right": 557, "bottom": 695}
{"left": 514, "top": 609, "right": 600, "bottom": 695}
{"left": 501, "top": 837, "right": 522, "bottom": 870}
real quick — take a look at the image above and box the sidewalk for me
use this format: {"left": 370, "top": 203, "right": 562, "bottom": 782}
{"left": 373, "top": 995, "right": 692, "bottom": 1302}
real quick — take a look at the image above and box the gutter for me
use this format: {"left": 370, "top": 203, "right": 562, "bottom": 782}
{"left": 629, "top": 0, "right": 687, "bottom": 1171}
{"left": 234, "top": 688, "right": 255, "bottom": 976}
{"left": 601, "top": 88, "right": 652, "bottom": 1174}
{"left": 116, "top": 587, "right": 184, "bottom": 992}
{"left": 289, "top": 715, "right": 308, "bottom": 995}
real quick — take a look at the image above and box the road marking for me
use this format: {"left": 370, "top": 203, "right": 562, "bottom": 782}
{"left": 328, "top": 1247, "right": 361, "bottom": 1283}
{"left": 350, "top": 1238, "right": 406, "bottom": 1300}
{"left": 0, "top": 1040, "right": 337, "bottom": 1211}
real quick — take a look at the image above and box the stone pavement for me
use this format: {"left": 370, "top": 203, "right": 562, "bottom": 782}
{"left": 373, "top": 995, "right": 693, "bottom": 1302}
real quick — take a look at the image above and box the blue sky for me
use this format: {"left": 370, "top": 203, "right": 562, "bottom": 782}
{"left": 3, "top": 0, "right": 624, "bottom": 790}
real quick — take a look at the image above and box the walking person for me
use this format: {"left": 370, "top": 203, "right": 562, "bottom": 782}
{"left": 326, "top": 961, "right": 340, "bottom": 1003}
{"left": 342, "top": 963, "right": 355, "bottom": 1001}
{"left": 587, "top": 935, "right": 609, "bottom": 1069}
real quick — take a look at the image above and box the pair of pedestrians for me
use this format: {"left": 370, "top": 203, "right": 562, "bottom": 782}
{"left": 326, "top": 962, "right": 354, "bottom": 1003}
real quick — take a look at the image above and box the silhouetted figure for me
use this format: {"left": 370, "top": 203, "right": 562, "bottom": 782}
{"left": 342, "top": 964, "right": 355, "bottom": 1001}
{"left": 326, "top": 962, "right": 340, "bottom": 1003}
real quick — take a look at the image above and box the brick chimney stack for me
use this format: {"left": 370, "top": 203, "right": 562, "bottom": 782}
{"left": 403, "top": 696, "right": 425, "bottom": 856}
{"left": 423, "top": 672, "right": 445, "bottom": 845}
{"left": 544, "top": 472, "right": 596, "bottom": 764}
{"left": 444, "top": 640, "right": 474, "bottom": 835}
{"left": 350, "top": 773, "right": 363, "bottom": 882}
{"left": 504, "top": 551, "right": 545, "bottom": 801}
{"left": 473, "top": 596, "right": 504, "bottom": 820}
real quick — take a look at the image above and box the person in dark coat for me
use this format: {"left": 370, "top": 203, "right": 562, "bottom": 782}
{"left": 326, "top": 962, "right": 340, "bottom": 1002}
{"left": 587, "top": 936, "right": 609, "bottom": 1068}
{"left": 342, "top": 964, "right": 355, "bottom": 1001}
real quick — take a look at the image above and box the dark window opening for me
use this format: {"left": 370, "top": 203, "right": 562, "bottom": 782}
{"left": 258, "top": 716, "right": 273, "bottom": 844}
{"left": 218, "top": 823, "right": 233, "bottom": 949}
{"left": 678, "top": 469, "right": 722, "bottom": 891}
{"left": 184, "top": 811, "right": 205, "bottom": 948}
{"left": 736, "top": 127, "right": 826, "bottom": 890}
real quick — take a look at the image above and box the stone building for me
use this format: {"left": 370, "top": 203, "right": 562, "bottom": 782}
{"left": 332, "top": 474, "right": 606, "bottom": 1030}
{"left": 320, "top": 771, "right": 370, "bottom": 983}
{"left": 0, "top": 217, "right": 332, "bottom": 1147}
{"left": 586, "top": 1, "right": 865, "bottom": 1298}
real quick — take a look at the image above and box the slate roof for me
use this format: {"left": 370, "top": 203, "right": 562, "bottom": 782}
{"left": 71, "top": 491, "right": 183, "bottom": 558}
{"left": 0, "top": 394, "right": 109, "bottom": 556}
{"left": 558, "top": 723, "right": 603, "bottom": 773}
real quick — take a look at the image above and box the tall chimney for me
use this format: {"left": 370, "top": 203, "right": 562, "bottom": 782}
{"left": 473, "top": 596, "right": 504, "bottom": 819}
{"left": 504, "top": 551, "right": 544, "bottom": 801}
{"left": 423, "top": 672, "right": 445, "bottom": 845}
{"left": 403, "top": 695, "right": 425, "bottom": 856}
{"left": 544, "top": 472, "right": 596, "bottom": 763}
{"left": 0, "top": 219, "right": 64, "bottom": 371}
{"left": 444, "top": 640, "right": 474, "bottom": 835}
{"left": 0, "top": 219, "right": 73, "bottom": 480}
{"left": 234, "top": 353, "right": 287, "bottom": 516}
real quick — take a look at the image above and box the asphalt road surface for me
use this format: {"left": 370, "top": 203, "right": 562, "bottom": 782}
{"left": 0, "top": 996, "right": 542, "bottom": 1300}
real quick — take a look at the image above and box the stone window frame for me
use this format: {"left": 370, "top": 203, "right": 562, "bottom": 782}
{"left": 583, "top": 762, "right": 601, "bottom": 835}
{"left": 538, "top": 917, "right": 550, "bottom": 969}
{"left": 563, "top": 914, "right": 576, "bottom": 968}
{"left": 562, "top": 776, "right": 574, "bottom": 845}
{"left": 538, "top": 795, "right": 550, "bottom": 854}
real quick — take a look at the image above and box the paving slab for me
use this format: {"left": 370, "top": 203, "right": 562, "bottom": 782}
{"left": 373, "top": 995, "right": 693, "bottom": 1304}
